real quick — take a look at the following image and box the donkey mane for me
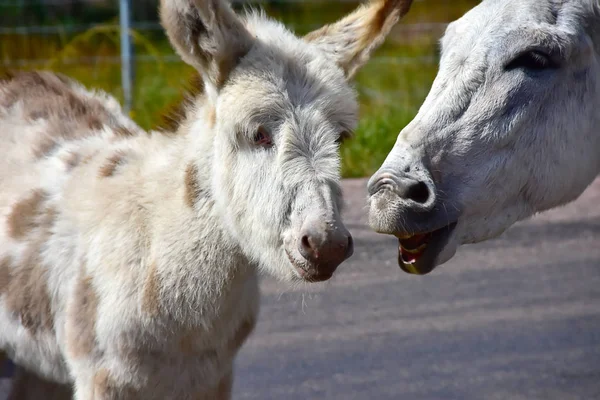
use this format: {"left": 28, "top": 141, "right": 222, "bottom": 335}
{"left": 158, "top": 73, "right": 205, "bottom": 133}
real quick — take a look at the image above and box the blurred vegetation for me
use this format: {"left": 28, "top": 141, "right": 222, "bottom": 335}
{"left": 0, "top": 0, "right": 478, "bottom": 178}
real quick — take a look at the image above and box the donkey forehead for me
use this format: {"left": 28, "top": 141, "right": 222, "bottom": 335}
{"left": 442, "top": 0, "right": 576, "bottom": 54}
{"left": 453, "top": 0, "right": 564, "bottom": 27}
{"left": 246, "top": 17, "right": 355, "bottom": 96}
{"left": 223, "top": 44, "right": 358, "bottom": 129}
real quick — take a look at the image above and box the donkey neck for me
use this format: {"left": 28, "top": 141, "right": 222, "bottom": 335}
{"left": 134, "top": 101, "right": 255, "bottom": 322}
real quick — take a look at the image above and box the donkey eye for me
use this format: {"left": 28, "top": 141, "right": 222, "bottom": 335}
{"left": 506, "top": 50, "right": 558, "bottom": 71}
{"left": 253, "top": 126, "right": 273, "bottom": 147}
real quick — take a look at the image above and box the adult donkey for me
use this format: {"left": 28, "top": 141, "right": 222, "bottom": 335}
{"left": 368, "top": 0, "right": 599, "bottom": 274}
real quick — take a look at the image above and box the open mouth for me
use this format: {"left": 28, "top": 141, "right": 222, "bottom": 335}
{"left": 396, "top": 222, "right": 457, "bottom": 275}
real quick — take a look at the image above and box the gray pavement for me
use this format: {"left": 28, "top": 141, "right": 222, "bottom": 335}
{"left": 2, "top": 178, "right": 599, "bottom": 399}
{"left": 233, "top": 178, "right": 600, "bottom": 400}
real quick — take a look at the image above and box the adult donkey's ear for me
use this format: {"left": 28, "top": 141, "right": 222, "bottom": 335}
{"left": 304, "top": 0, "right": 413, "bottom": 79}
{"left": 160, "top": 0, "right": 254, "bottom": 92}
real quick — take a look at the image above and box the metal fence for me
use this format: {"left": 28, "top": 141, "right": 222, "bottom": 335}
{"left": 119, "top": 0, "right": 132, "bottom": 112}
{"left": 0, "top": 0, "right": 451, "bottom": 118}
{"left": 0, "top": 0, "right": 161, "bottom": 113}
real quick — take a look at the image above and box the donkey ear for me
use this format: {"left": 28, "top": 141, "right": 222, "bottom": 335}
{"left": 304, "top": 0, "right": 413, "bottom": 79}
{"left": 160, "top": 0, "right": 254, "bottom": 91}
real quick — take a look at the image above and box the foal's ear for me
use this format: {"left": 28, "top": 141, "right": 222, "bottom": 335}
{"left": 160, "top": 0, "right": 253, "bottom": 91}
{"left": 304, "top": 0, "right": 413, "bottom": 79}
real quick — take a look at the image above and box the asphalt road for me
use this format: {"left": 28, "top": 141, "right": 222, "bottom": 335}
{"left": 2, "top": 178, "right": 599, "bottom": 399}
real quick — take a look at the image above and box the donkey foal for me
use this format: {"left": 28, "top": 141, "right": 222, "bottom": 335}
{"left": 0, "top": 0, "right": 413, "bottom": 398}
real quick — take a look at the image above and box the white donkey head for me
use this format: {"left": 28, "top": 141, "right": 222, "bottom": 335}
{"left": 368, "top": 0, "right": 600, "bottom": 275}
{"left": 161, "top": 0, "right": 413, "bottom": 281}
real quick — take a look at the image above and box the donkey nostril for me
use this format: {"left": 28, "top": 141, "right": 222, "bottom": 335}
{"left": 301, "top": 235, "right": 311, "bottom": 249}
{"left": 300, "top": 235, "right": 315, "bottom": 259}
{"left": 406, "top": 181, "right": 430, "bottom": 204}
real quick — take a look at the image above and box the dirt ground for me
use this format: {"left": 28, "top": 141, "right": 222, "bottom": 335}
{"left": 2, "top": 178, "right": 599, "bottom": 399}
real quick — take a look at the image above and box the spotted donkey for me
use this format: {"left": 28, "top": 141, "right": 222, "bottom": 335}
{"left": 0, "top": 0, "right": 413, "bottom": 398}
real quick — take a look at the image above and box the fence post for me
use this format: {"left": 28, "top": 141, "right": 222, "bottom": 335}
{"left": 119, "top": 0, "right": 133, "bottom": 114}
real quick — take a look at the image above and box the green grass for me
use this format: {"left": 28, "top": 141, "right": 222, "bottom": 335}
{"left": 0, "top": 0, "right": 478, "bottom": 178}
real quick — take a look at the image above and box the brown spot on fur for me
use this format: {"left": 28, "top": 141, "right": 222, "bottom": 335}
{"left": 80, "top": 151, "right": 98, "bottom": 166}
{"left": 99, "top": 150, "right": 128, "bottom": 178}
{"left": 60, "top": 151, "right": 81, "bottom": 171}
{"left": 175, "top": 330, "right": 219, "bottom": 361}
{"left": 93, "top": 369, "right": 111, "bottom": 397}
{"left": 66, "top": 92, "right": 89, "bottom": 117}
{"left": 0, "top": 91, "right": 18, "bottom": 109}
{"left": 114, "top": 125, "right": 136, "bottom": 137}
{"left": 113, "top": 331, "right": 169, "bottom": 370}
{"left": 184, "top": 163, "right": 202, "bottom": 208}
{"left": 5, "top": 256, "right": 54, "bottom": 333}
{"left": 93, "top": 369, "right": 111, "bottom": 398}
{"left": 141, "top": 262, "right": 160, "bottom": 315}
{"left": 0, "top": 257, "right": 11, "bottom": 294}
{"left": 29, "top": 109, "right": 49, "bottom": 120}
{"left": 32, "top": 136, "right": 59, "bottom": 159}
{"left": 45, "top": 206, "right": 58, "bottom": 226}
{"left": 0, "top": 71, "right": 18, "bottom": 108}
{"left": 94, "top": 368, "right": 139, "bottom": 400}
{"left": 1, "top": 71, "right": 146, "bottom": 150}
{"left": 229, "top": 317, "right": 256, "bottom": 353}
{"left": 7, "top": 189, "right": 48, "bottom": 239}
{"left": 206, "top": 106, "right": 216, "bottom": 128}
{"left": 87, "top": 115, "right": 104, "bottom": 130}
{"left": 5, "top": 204, "right": 56, "bottom": 334}
{"left": 177, "top": 331, "right": 221, "bottom": 357}
{"left": 1, "top": 71, "right": 66, "bottom": 110}
{"left": 66, "top": 275, "right": 99, "bottom": 359}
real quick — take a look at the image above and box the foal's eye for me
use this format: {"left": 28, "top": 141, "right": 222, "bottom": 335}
{"left": 506, "top": 50, "right": 558, "bottom": 71}
{"left": 253, "top": 126, "right": 273, "bottom": 147}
